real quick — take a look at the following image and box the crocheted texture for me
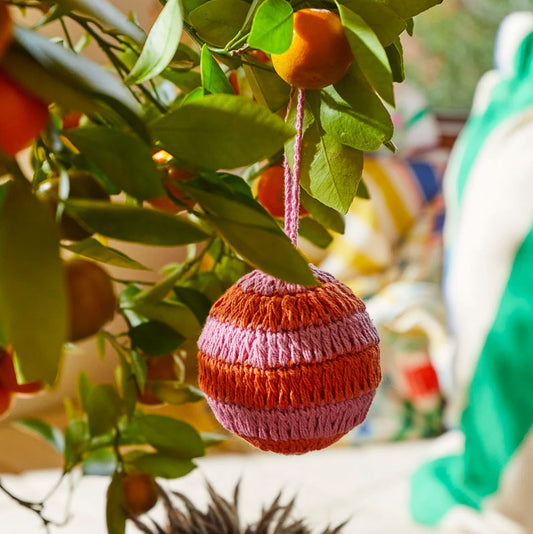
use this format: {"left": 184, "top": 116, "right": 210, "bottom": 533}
{"left": 198, "top": 265, "right": 381, "bottom": 454}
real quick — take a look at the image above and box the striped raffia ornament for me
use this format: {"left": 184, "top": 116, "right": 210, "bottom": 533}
{"left": 198, "top": 88, "right": 381, "bottom": 454}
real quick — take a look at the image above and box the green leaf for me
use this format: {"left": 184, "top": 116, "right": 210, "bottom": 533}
{"left": 384, "top": 0, "right": 443, "bottom": 19}
{"left": 87, "top": 384, "right": 122, "bottom": 436}
{"left": 152, "top": 94, "right": 295, "bottom": 170}
{"left": 62, "top": 238, "right": 149, "bottom": 271}
{"left": 148, "top": 382, "right": 204, "bottom": 405}
{"left": 189, "top": 0, "right": 249, "bottom": 47}
{"left": 248, "top": 0, "right": 293, "bottom": 54}
{"left": 170, "top": 43, "right": 201, "bottom": 70}
{"left": 356, "top": 179, "right": 370, "bottom": 199}
{"left": 64, "top": 419, "right": 89, "bottom": 470}
{"left": 406, "top": 18, "right": 415, "bottom": 36}
{"left": 106, "top": 472, "right": 127, "bottom": 534}
{"left": 174, "top": 286, "right": 212, "bottom": 324}
{"left": 55, "top": 0, "right": 144, "bottom": 43}
{"left": 201, "top": 432, "right": 226, "bottom": 447}
{"left": 117, "top": 357, "right": 137, "bottom": 420}
{"left": 386, "top": 38, "right": 405, "bottom": 83}
{"left": 65, "top": 128, "right": 164, "bottom": 201}
{"left": 201, "top": 45, "right": 235, "bottom": 95}
{"left": 181, "top": 178, "right": 317, "bottom": 285}
{"left": 298, "top": 218, "right": 333, "bottom": 249}
{"left": 129, "top": 321, "right": 184, "bottom": 356}
{"left": 286, "top": 97, "right": 363, "bottom": 214}
{"left": 243, "top": 61, "right": 290, "bottom": 112}
{"left": 83, "top": 447, "right": 117, "bottom": 476}
{"left": 161, "top": 68, "right": 202, "bottom": 93}
{"left": 300, "top": 189, "right": 345, "bottom": 234}
{"left": 337, "top": 0, "right": 405, "bottom": 46}
{"left": 337, "top": 4, "right": 394, "bottom": 106}
{"left": 135, "top": 414, "right": 205, "bottom": 458}
{"left": 128, "top": 300, "right": 201, "bottom": 343}
{"left": 78, "top": 372, "right": 92, "bottom": 412}
{"left": 321, "top": 63, "right": 394, "bottom": 151}
{"left": 0, "top": 181, "right": 66, "bottom": 385}
{"left": 129, "top": 350, "right": 147, "bottom": 393}
{"left": 126, "top": 0, "right": 183, "bottom": 84}
{"left": 15, "top": 419, "right": 65, "bottom": 453}
{"left": 129, "top": 452, "right": 195, "bottom": 479}
{"left": 64, "top": 200, "right": 209, "bottom": 246}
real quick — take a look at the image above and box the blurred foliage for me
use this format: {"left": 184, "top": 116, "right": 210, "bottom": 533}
{"left": 406, "top": 0, "right": 533, "bottom": 111}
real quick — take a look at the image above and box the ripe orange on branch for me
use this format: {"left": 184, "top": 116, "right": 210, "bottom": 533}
{"left": 137, "top": 354, "right": 181, "bottom": 406}
{"left": 256, "top": 164, "right": 307, "bottom": 218}
{"left": 0, "top": 3, "right": 13, "bottom": 60}
{"left": 149, "top": 150, "right": 195, "bottom": 213}
{"left": 0, "top": 347, "right": 43, "bottom": 395}
{"left": 272, "top": 8, "right": 353, "bottom": 89}
{"left": 122, "top": 472, "right": 159, "bottom": 516}
{"left": 64, "top": 259, "right": 117, "bottom": 342}
{"left": 0, "top": 70, "right": 49, "bottom": 156}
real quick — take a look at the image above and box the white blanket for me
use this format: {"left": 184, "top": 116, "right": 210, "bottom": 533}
{"left": 0, "top": 438, "right": 457, "bottom": 533}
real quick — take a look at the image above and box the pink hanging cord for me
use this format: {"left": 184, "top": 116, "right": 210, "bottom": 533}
{"left": 283, "top": 87, "right": 306, "bottom": 247}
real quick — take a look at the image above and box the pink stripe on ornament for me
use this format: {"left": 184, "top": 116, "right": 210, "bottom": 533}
{"left": 198, "top": 310, "right": 379, "bottom": 368}
{"left": 237, "top": 265, "right": 336, "bottom": 296}
{"left": 206, "top": 391, "right": 375, "bottom": 442}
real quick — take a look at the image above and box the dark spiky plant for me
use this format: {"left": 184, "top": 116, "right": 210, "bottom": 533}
{"left": 130, "top": 482, "right": 347, "bottom": 534}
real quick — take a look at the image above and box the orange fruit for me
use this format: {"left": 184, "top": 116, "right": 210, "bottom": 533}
{"left": 228, "top": 70, "right": 239, "bottom": 95}
{"left": 0, "top": 388, "right": 11, "bottom": 417}
{"left": 149, "top": 150, "right": 195, "bottom": 213}
{"left": 0, "top": 3, "right": 13, "bottom": 60}
{"left": 0, "top": 69, "right": 49, "bottom": 156}
{"left": 37, "top": 170, "right": 110, "bottom": 242}
{"left": 137, "top": 354, "right": 179, "bottom": 406}
{"left": 256, "top": 165, "right": 308, "bottom": 218}
{"left": 0, "top": 347, "right": 43, "bottom": 395}
{"left": 248, "top": 49, "right": 270, "bottom": 63}
{"left": 271, "top": 9, "right": 353, "bottom": 89}
{"left": 122, "top": 472, "right": 159, "bottom": 516}
{"left": 65, "top": 259, "right": 117, "bottom": 342}
{"left": 61, "top": 111, "right": 82, "bottom": 130}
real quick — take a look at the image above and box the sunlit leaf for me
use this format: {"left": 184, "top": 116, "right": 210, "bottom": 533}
{"left": 62, "top": 238, "right": 149, "bottom": 270}
{"left": 201, "top": 45, "right": 235, "bottom": 94}
{"left": 152, "top": 94, "right": 295, "bottom": 170}
{"left": 65, "top": 128, "right": 164, "bottom": 201}
{"left": 126, "top": 0, "right": 183, "bottom": 84}
{"left": 248, "top": 0, "right": 293, "bottom": 54}
{"left": 0, "top": 181, "right": 66, "bottom": 385}
{"left": 64, "top": 200, "right": 209, "bottom": 246}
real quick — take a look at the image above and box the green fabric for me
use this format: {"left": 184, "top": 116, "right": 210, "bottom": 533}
{"left": 411, "top": 226, "right": 533, "bottom": 524}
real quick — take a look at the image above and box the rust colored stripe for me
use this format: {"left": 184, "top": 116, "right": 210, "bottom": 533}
{"left": 198, "top": 344, "right": 381, "bottom": 410}
{"left": 208, "top": 281, "right": 365, "bottom": 331}
{"left": 236, "top": 433, "right": 346, "bottom": 455}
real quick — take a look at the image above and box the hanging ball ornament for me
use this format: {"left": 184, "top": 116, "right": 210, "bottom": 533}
{"left": 271, "top": 8, "right": 353, "bottom": 90}
{"left": 198, "top": 75, "right": 380, "bottom": 454}
{"left": 198, "top": 267, "right": 381, "bottom": 454}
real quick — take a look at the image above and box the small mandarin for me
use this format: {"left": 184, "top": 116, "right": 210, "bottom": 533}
{"left": 65, "top": 259, "right": 117, "bottom": 342}
{"left": 122, "top": 472, "right": 159, "bottom": 516}
{"left": 0, "top": 388, "right": 11, "bottom": 417}
{"left": 0, "top": 70, "right": 50, "bottom": 156}
{"left": 256, "top": 165, "right": 307, "bottom": 218}
{"left": 0, "top": 348, "right": 43, "bottom": 395}
{"left": 271, "top": 9, "right": 353, "bottom": 89}
{"left": 149, "top": 150, "right": 195, "bottom": 213}
{"left": 137, "top": 354, "right": 179, "bottom": 405}
{"left": 0, "top": 3, "right": 13, "bottom": 60}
